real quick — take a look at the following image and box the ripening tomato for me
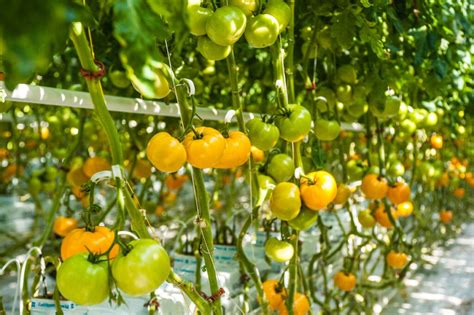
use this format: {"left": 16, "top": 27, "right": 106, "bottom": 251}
{"left": 61, "top": 226, "right": 119, "bottom": 260}
{"left": 357, "top": 209, "right": 376, "bottom": 229}
{"left": 183, "top": 127, "right": 226, "bottom": 169}
{"left": 361, "top": 174, "right": 388, "bottom": 199}
{"left": 386, "top": 250, "right": 408, "bottom": 269}
{"left": 165, "top": 174, "right": 189, "bottom": 190}
{"left": 262, "top": 280, "right": 286, "bottom": 310}
{"left": 214, "top": 131, "right": 251, "bottom": 168}
{"left": 206, "top": 6, "right": 247, "bottom": 46}
{"left": 430, "top": 134, "right": 443, "bottom": 149}
{"left": 333, "top": 184, "right": 351, "bottom": 205}
{"left": 333, "top": 271, "right": 356, "bottom": 292}
{"left": 276, "top": 105, "right": 312, "bottom": 142}
{"left": 387, "top": 182, "right": 411, "bottom": 205}
{"left": 439, "top": 210, "right": 453, "bottom": 223}
{"left": 263, "top": 0, "right": 291, "bottom": 32}
{"left": 57, "top": 253, "right": 109, "bottom": 305}
{"left": 131, "top": 159, "right": 152, "bottom": 179}
{"left": 197, "top": 36, "right": 232, "bottom": 61}
{"left": 267, "top": 153, "right": 295, "bottom": 183}
{"left": 244, "top": 14, "right": 279, "bottom": 48}
{"left": 453, "top": 187, "right": 465, "bottom": 199}
{"left": 374, "top": 204, "right": 398, "bottom": 228}
{"left": 187, "top": 6, "right": 213, "bottom": 36}
{"left": 54, "top": 216, "right": 78, "bottom": 237}
{"left": 300, "top": 171, "right": 337, "bottom": 211}
{"left": 82, "top": 157, "right": 111, "bottom": 178}
{"left": 146, "top": 132, "right": 187, "bottom": 172}
{"left": 264, "top": 237, "right": 294, "bottom": 263}
{"left": 270, "top": 182, "right": 301, "bottom": 221}
{"left": 246, "top": 118, "right": 280, "bottom": 151}
{"left": 250, "top": 146, "right": 265, "bottom": 163}
{"left": 396, "top": 201, "right": 414, "bottom": 217}
{"left": 112, "top": 239, "right": 171, "bottom": 296}
{"left": 278, "top": 292, "right": 310, "bottom": 315}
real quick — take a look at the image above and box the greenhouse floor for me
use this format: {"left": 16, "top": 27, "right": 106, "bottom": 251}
{"left": 383, "top": 223, "right": 474, "bottom": 315}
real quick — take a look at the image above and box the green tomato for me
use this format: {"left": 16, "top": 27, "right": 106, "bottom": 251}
{"left": 357, "top": 210, "right": 376, "bottom": 229}
{"left": 269, "top": 182, "right": 301, "bottom": 221}
{"left": 45, "top": 166, "right": 58, "bottom": 181}
{"left": 229, "top": 0, "right": 257, "bottom": 17}
{"left": 301, "top": 41, "right": 317, "bottom": 59}
{"left": 57, "top": 253, "right": 109, "bottom": 305}
{"left": 288, "top": 207, "right": 318, "bottom": 231}
{"left": 264, "top": 0, "right": 291, "bottom": 33}
{"left": 398, "top": 102, "right": 408, "bottom": 119}
{"left": 267, "top": 153, "right": 295, "bottom": 183}
{"left": 109, "top": 70, "right": 130, "bottom": 89}
{"left": 370, "top": 96, "right": 400, "bottom": 119}
{"left": 246, "top": 118, "right": 280, "bottom": 151}
{"left": 346, "top": 160, "right": 364, "bottom": 182}
{"left": 408, "top": 108, "right": 427, "bottom": 125}
{"left": 317, "top": 27, "right": 333, "bottom": 50}
{"left": 367, "top": 166, "right": 380, "bottom": 175}
{"left": 314, "top": 119, "right": 340, "bottom": 141}
{"left": 206, "top": 6, "right": 247, "bottom": 46}
{"left": 387, "top": 160, "right": 405, "bottom": 178}
{"left": 264, "top": 237, "right": 294, "bottom": 262}
{"left": 28, "top": 177, "right": 42, "bottom": 196}
{"left": 112, "top": 239, "right": 171, "bottom": 296}
{"left": 346, "top": 101, "right": 368, "bottom": 117}
{"left": 197, "top": 36, "right": 231, "bottom": 61}
{"left": 315, "top": 87, "right": 336, "bottom": 111}
{"left": 418, "top": 161, "right": 435, "bottom": 182}
{"left": 399, "top": 119, "right": 417, "bottom": 135}
{"left": 187, "top": 6, "right": 213, "bottom": 36}
{"left": 337, "top": 64, "right": 357, "bottom": 84}
{"left": 244, "top": 14, "right": 279, "bottom": 48}
{"left": 336, "top": 84, "right": 352, "bottom": 103}
{"left": 42, "top": 181, "right": 56, "bottom": 193}
{"left": 276, "top": 105, "right": 312, "bottom": 142}
{"left": 423, "top": 112, "right": 438, "bottom": 128}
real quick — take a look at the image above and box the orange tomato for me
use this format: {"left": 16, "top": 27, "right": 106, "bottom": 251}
{"left": 61, "top": 226, "right": 119, "bottom": 260}
{"left": 183, "top": 127, "right": 226, "bottom": 169}
{"left": 374, "top": 204, "right": 398, "bottom": 228}
{"left": 0, "top": 148, "right": 9, "bottom": 159}
{"left": 361, "top": 174, "right": 388, "bottom": 199}
{"left": 262, "top": 280, "right": 286, "bottom": 310}
{"left": 333, "top": 271, "right": 357, "bottom": 292}
{"left": 333, "top": 183, "right": 351, "bottom": 205}
{"left": 439, "top": 210, "right": 453, "bottom": 224}
{"left": 467, "top": 177, "right": 474, "bottom": 188}
{"left": 386, "top": 250, "right": 408, "bottom": 269}
{"left": 430, "top": 134, "right": 443, "bottom": 149}
{"left": 40, "top": 126, "right": 50, "bottom": 140}
{"left": 387, "top": 182, "right": 411, "bottom": 205}
{"left": 67, "top": 166, "right": 89, "bottom": 188}
{"left": 300, "top": 171, "right": 337, "bottom": 210}
{"left": 437, "top": 172, "right": 450, "bottom": 187}
{"left": 83, "top": 156, "right": 111, "bottom": 178}
{"left": 131, "top": 159, "right": 152, "bottom": 179}
{"left": 165, "top": 174, "right": 189, "bottom": 190}
{"left": 277, "top": 292, "right": 310, "bottom": 315}
{"left": 2, "top": 164, "right": 21, "bottom": 182}
{"left": 251, "top": 146, "right": 265, "bottom": 163}
{"left": 53, "top": 216, "right": 78, "bottom": 237}
{"left": 155, "top": 205, "right": 165, "bottom": 216}
{"left": 453, "top": 187, "right": 465, "bottom": 199}
{"left": 146, "top": 132, "right": 187, "bottom": 172}
{"left": 214, "top": 131, "right": 251, "bottom": 169}
{"left": 396, "top": 201, "right": 414, "bottom": 217}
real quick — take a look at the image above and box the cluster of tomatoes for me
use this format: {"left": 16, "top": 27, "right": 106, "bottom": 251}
{"left": 188, "top": 0, "right": 291, "bottom": 61}
{"left": 146, "top": 127, "right": 251, "bottom": 171}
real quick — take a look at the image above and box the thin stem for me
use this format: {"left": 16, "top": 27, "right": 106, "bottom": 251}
{"left": 286, "top": 0, "right": 296, "bottom": 103}
{"left": 225, "top": 48, "right": 245, "bottom": 131}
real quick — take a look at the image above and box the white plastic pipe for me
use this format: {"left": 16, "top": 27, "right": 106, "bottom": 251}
{"left": 0, "top": 81, "right": 363, "bottom": 131}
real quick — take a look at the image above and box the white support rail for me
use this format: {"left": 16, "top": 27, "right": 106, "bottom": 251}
{"left": 0, "top": 81, "right": 363, "bottom": 131}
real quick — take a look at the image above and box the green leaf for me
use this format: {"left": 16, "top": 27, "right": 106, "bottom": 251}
{"left": 360, "top": 0, "right": 373, "bottom": 8}
{"left": 331, "top": 11, "right": 356, "bottom": 50}
{"left": 0, "top": 0, "right": 88, "bottom": 90}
